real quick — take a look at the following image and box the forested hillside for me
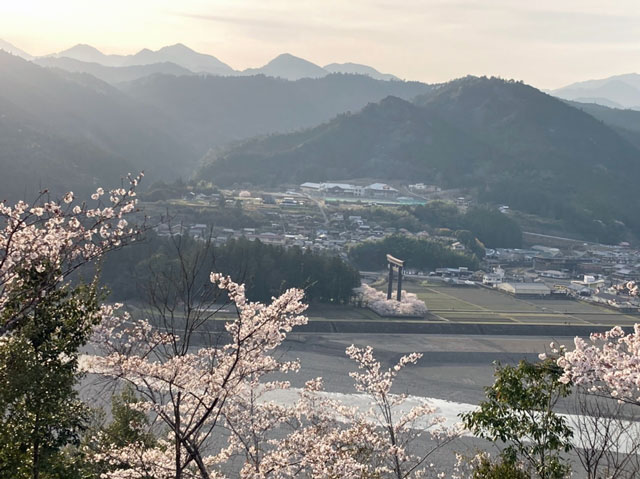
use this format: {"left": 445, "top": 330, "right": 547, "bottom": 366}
{"left": 121, "top": 73, "right": 432, "bottom": 153}
{"left": 0, "top": 51, "right": 431, "bottom": 199}
{"left": 100, "top": 234, "right": 360, "bottom": 304}
{"left": 199, "top": 76, "right": 640, "bottom": 241}
{"left": 197, "top": 95, "right": 499, "bottom": 185}
{"left": 0, "top": 51, "right": 196, "bottom": 197}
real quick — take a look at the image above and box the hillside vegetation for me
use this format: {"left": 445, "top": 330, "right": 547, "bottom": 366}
{"left": 0, "top": 51, "right": 430, "bottom": 199}
{"left": 199, "top": 77, "right": 640, "bottom": 242}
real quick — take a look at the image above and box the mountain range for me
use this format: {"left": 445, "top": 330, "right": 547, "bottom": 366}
{"left": 199, "top": 76, "right": 640, "bottom": 241}
{"left": 0, "top": 39, "right": 33, "bottom": 60}
{"left": 0, "top": 50, "right": 429, "bottom": 199}
{"left": 0, "top": 51, "right": 196, "bottom": 199}
{"left": 0, "top": 39, "right": 398, "bottom": 83}
{"left": 552, "top": 74, "right": 640, "bottom": 109}
{"left": 3, "top": 37, "right": 640, "bottom": 241}
{"left": 121, "top": 73, "right": 430, "bottom": 153}
{"left": 51, "top": 43, "right": 235, "bottom": 76}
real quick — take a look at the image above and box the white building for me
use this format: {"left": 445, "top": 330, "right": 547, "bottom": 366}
{"left": 300, "top": 182, "right": 363, "bottom": 197}
{"left": 571, "top": 275, "right": 605, "bottom": 291}
{"left": 539, "top": 270, "right": 571, "bottom": 279}
{"left": 300, "top": 182, "right": 323, "bottom": 194}
{"left": 498, "top": 282, "right": 551, "bottom": 297}
{"left": 364, "top": 183, "right": 398, "bottom": 198}
{"left": 483, "top": 267, "right": 505, "bottom": 286}
{"left": 409, "top": 183, "right": 441, "bottom": 193}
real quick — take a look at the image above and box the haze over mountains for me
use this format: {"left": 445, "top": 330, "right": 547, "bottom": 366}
{"left": 552, "top": 74, "right": 640, "bottom": 110}
{"left": 3, "top": 37, "right": 640, "bottom": 241}
{"left": 121, "top": 73, "right": 429, "bottom": 152}
{"left": 0, "top": 39, "right": 397, "bottom": 83}
{"left": 0, "top": 49, "right": 428, "bottom": 199}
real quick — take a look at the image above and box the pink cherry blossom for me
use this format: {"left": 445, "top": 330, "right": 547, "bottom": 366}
{"left": 0, "top": 173, "right": 143, "bottom": 335}
{"left": 556, "top": 324, "right": 640, "bottom": 405}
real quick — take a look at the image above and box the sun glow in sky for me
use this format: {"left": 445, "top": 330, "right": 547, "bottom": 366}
{"left": 2, "top": 0, "right": 640, "bottom": 88}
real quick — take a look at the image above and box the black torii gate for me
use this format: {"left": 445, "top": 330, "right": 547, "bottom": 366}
{"left": 386, "top": 254, "right": 404, "bottom": 301}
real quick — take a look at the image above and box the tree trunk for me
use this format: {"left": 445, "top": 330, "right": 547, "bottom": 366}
{"left": 175, "top": 393, "right": 181, "bottom": 479}
{"left": 32, "top": 414, "right": 40, "bottom": 479}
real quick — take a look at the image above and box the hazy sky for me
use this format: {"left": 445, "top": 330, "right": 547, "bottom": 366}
{"left": 2, "top": 0, "right": 640, "bottom": 89}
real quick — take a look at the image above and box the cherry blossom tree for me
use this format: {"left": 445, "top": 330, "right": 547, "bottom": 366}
{"left": 238, "top": 377, "right": 385, "bottom": 479}
{"left": 86, "top": 273, "right": 308, "bottom": 479}
{"left": 356, "top": 284, "right": 428, "bottom": 317}
{"left": 86, "top": 271, "right": 458, "bottom": 479}
{"left": 343, "top": 345, "right": 460, "bottom": 478}
{"left": 0, "top": 173, "right": 143, "bottom": 335}
{"left": 555, "top": 325, "right": 640, "bottom": 405}
{"left": 243, "top": 348, "right": 460, "bottom": 479}
{"left": 0, "top": 176, "right": 142, "bottom": 479}
{"left": 553, "top": 326, "right": 640, "bottom": 478}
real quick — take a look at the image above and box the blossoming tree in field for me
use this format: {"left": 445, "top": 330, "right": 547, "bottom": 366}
{"left": 356, "top": 284, "right": 428, "bottom": 317}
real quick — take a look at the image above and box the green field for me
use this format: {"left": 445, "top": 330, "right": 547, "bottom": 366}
{"left": 398, "top": 280, "right": 639, "bottom": 326}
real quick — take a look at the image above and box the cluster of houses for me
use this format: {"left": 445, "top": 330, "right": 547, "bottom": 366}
{"left": 477, "top": 243, "right": 640, "bottom": 310}
{"left": 157, "top": 184, "right": 640, "bottom": 312}
{"left": 153, "top": 207, "right": 420, "bottom": 258}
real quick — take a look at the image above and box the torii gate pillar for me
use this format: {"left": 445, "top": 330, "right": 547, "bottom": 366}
{"left": 386, "top": 254, "right": 405, "bottom": 302}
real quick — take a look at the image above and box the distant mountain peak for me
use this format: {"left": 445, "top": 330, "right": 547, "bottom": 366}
{"left": 130, "top": 43, "right": 234, "bottom": 74}
{"left": 552, "top": 73, "right": 640, "bottom": 110}
{"left": 267, "top": 53, "right": 318, "bottom": 66}
{"left": 273, "top": 52, "right": 298, "bottom": 60}
{"left": 69, "top": 43, "right": 101, "bottom": 52}
{"left": 0, "top": 39, "right": 33, "bottom": 60}
{"left": 324, "top": 62, "right": 399, "bottom": 81}
{"left": 243, "top": 53, "right": 327, "bottom": 80}
{"left": 162, "top": 43, "right": 194, "bottom": 52}
{"left": 54, "top": 44, "right": 111, "bottom": 64}
{"left": 60, "top": 44, "right": 105, "bottom": 56}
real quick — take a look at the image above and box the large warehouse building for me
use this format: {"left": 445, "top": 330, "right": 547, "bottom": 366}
{"left": 497, "top": 282, "right": 551, "bottom": 297}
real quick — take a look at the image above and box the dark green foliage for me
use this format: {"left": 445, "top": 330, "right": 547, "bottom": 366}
{"left": 198, "top": 95, "right": 497, "bottom": 187}
{"left": 462, "top": 207, "right": 522, "bottom": 249}
{"left": 101, "top": 234, "right": 360, "bottom": 304}
{"left": 472, "top": 455, "right": 531, "bottom": 479}
{"left": 412, "top": 201, "right": 463, "bottom": 230}
{"left": 0, "top": 269, "right": 101, "bottom": 479}
{"left": 58, "top": 387, "right": 157, "bottom": 479}
{"left": 348, "top": 234, "right": 479, "bottom": 271}
{"left": 455, "top": 230, "right": 486, "bottom": 258}
{"left": 566, "top": 100, "right": 640, "bottom": 140}
{"left": 199, "top": 75, "right": 640, "bottom": 242}
{"left": 344, "top": 202, "right": 521, "bottom": 249}
{"left": 356, "top": 206, "right": 423, "bottom": 232}
{"left": 461, "top": 359, "right": 573, "bottom": 479}
{"left": 214, "top": 237, "right": 361, "bottom": 303}
{"left": 102, "top": 386, "right": 156, "bottom": 449}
